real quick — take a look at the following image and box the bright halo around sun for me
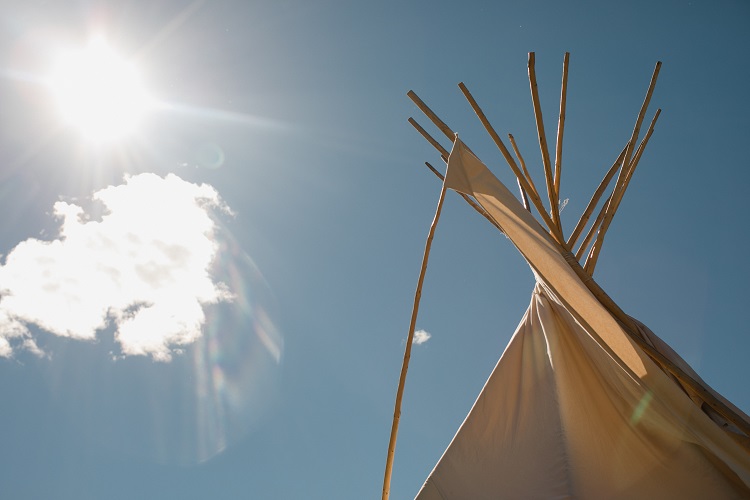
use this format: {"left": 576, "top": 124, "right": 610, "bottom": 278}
{"left": 49, "top": 38, "right": 153, "bottom": 143}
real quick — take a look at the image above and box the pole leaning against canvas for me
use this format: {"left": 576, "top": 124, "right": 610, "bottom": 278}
{"left": 415, "top": 139, "right": 750, "bottom": 499}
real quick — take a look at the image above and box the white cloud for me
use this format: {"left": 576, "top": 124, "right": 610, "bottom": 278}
{"left": 0, "top": 173, "right": 233, "bottom": 361}
{"left": 0, "top": 338, "right": 9, "bottom": 358}
{"left": 413, "top": 329, "right": 431, "bottom": 345}
{"left": 0, "top": 309, "right": 31, "bottom": 357}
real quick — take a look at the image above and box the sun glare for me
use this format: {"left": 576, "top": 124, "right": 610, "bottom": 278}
{"left": 49, "top": 38, "right": 153, "bottom": 143}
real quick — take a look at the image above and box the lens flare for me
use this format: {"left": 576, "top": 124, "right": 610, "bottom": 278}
{"left": 194, "top": 142, "right": 226, "bottom": 169}
{"left": 189, "top": 235, "right": 284, "bottom": 462}
{"left": 630, "top": 390, "right": 654, "bottom": 426}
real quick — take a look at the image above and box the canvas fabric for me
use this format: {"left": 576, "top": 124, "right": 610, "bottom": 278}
{"left": 415, "top": 139, "right": 750, "bottom": 499}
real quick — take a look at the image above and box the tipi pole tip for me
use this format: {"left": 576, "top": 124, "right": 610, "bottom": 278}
{"left": 554, "top": 52, "right": 570, "bottom": 200}
{"left": 408, "top": 117, "right": 450, "bottom": 159}
{"left": 407, "top": 90, "right": 455, "bottom": 142}
{"left": 424, "top": 161, "right": 444, "bottom": 180}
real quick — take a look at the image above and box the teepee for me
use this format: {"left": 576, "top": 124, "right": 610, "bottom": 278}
{"left": 383, "top": 53, "right": 750, "bottom": 499}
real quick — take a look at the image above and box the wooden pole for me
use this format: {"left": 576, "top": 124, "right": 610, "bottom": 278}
{"left": 508, "top": 133, "right": 541, "bottom": 202}
{"left": 408, "top": 117, "right": 449, "bottom": 160}
{"left": 612, "top": 110, "right": 661, "bottom": 214}
{"left": 528, "top": 52, "right": 562, "bottom": 237}
{"left": 383, "top": 181, "right": 449, "bottom": 500}
{"left": 554, "top": 52, "right": 570, "bottom": 204}
{"left": 423, "top": 161, "right": 444, "bottom": 179}
{"left": 567, "top": 146, "right": 627, "bottom": 250}
{"left": 407, "top": 90, "right": 455, "bottom": 142}
{"left": 585, "top": 108, "right": 660, "bottom": 273}
{"left": 582, "top": 62, "right": 661, "bottom": 272}
{"left": 575, "top": 192, "right": 611, "bottom": 261}
{"left": 510, "top": 138, "right": 538, "bottom": 211}
{"left": 457, "top": 82, "right": 565, "bottom": 245}
{"left": 621, "top": 61, "right": 662, "bottom": 175}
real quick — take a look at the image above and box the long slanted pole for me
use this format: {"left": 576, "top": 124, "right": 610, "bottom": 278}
{"left": 382, "top": 179, "right": 449, "bottom": 500}
{"left": 575, "top": 193, "right": 611, "bottom": 261}
{"left": 584, "top": 62, "right": 661, "bottom": 273}
{"left": 585, "top": 108, "right": 661, "bottom": 273}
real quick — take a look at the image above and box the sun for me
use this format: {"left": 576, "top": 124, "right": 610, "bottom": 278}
{"left": 48, "top": 38, "right": 153, "bottom": 143}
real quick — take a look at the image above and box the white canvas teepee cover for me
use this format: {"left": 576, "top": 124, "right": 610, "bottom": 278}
{"left": 416, "top": 139, "right": 750, "bottom": 499}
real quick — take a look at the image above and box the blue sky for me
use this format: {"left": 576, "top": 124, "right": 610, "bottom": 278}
{"left": 0, "top": 0, "right": 749, "bottom": 498}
